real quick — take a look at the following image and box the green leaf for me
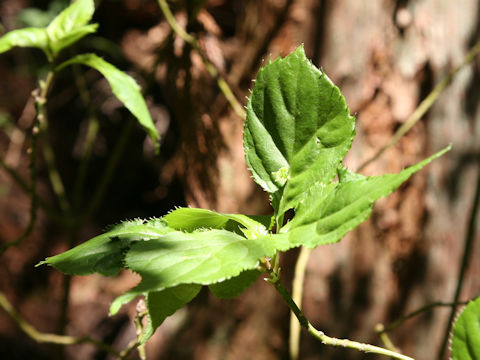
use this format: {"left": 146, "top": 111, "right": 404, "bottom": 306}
{"left": 164, "top": 207, "right": 271, "bottom": 237}
{"left": 56, "top": 54, "right": 159, "bottom": 148}
{"left": 122, "top": 229, "right": 279, "bottom": 295}
{"left": 0, "top": 27, "right": 50, "bottom": 57}
{"left": 282, "top": 146, "right": 450, "bottom": 247}
{"left": 244, "top": 45, "right": 355, "bottom": 218}
{"left": 38, "top": 218, "right": 173, "bottom": 276}
{"left": 209, "top": 269, "right": 260, "bottom": 299}
{"left": 47, "top": 0, "right": 97, "bottom": 55}
{"left": 141, "top": 284, "right": 201, "bottom": 344}
{"left": 452, "top": 296, "right": 480, "bottom": 360}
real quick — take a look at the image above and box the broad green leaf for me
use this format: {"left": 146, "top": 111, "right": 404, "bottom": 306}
{"left": 47, "top": 0, "right": 96, "bottom": 55}
{"left": 56, "top": 54, "right": 159, "bottom": 148}
{"left": 244, "top": 45, "right": 355, "bottom": 219}
{"left": 282, "top": 146, "right": 450, "bottom": 248}
{"left": 209, "top": 269, "right": 260, "bottom": 299}
{"left": 164, "top": 207, "right": 271, "bottom": 237}
{"left": 0, "top": 28, "right": 50, "bottom": 57}
{"left": 452, "top": 296, "right": 480, "bottom": 360}
{"left": 38, "top": 218, "right": 173, "bottom": 276}
{"left": 141, "top": 284, "right": 201, "bottom": 344}
{"left": 122, "top": 229, "right": 281, "bottom": 295}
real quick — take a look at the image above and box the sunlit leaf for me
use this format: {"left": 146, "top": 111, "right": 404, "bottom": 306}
{"left": 452, "top": 296, "right": 480, "bottom": 360}
{"left": 0, "top": 28, "right": 50, "bottom": 57}
{"left": 244, "top": 45, "right": 355, "bottom": 219}
{"left": 38, "top": 218, "right": 173, "bottom": 276}
{"left": 47, "top": 0, "right": 97, "bottom": 55}
{"left": 282, "top": 147, "right": 450, "bottom": 247}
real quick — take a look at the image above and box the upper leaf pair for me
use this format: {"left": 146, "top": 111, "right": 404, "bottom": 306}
{"left": 0, "top": 0, "right": 96, "bottom": 60}
{"left": 0, "top": 0, "right": 159, "bottom": 148}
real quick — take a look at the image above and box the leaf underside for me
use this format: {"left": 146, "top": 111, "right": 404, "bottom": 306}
{"left": 451, "top": 296, "right": 480, "bottom": 360}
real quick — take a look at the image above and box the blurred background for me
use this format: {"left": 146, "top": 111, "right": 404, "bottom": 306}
{"left": 0, "top": 0, "right": 479, "bottom": 359}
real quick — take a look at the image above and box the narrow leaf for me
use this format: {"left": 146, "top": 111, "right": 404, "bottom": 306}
{"left": 47, "top": 0, "right": 96, "bottom": 55}
{"left": 244, "top": 45, "right": 355, "bottom": 218}
{"left": 141, "top": 284, "right": 201, "bottom": 344}
{"left": 0, "top": 28, "right": 50, "bottom": 56}
{"left": 38, "top": 218, "right": 173, "bottom": 276}
{"left": 56, "top": 54, "right": 159, "bottom": 147}
{"left": 282, "top": 146, "right": 450, "bottom": 248}
{"left": 452, "top": 296, "right": 480, "bottom": 360}
{"left": 209, "top": 270, "right": 260, "bottom": 299}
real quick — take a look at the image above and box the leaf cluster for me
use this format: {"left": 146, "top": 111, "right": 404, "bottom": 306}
{"left": 0, "top": 0, "right": 159, "bottom": 147}
{"left": 39, "top": 45, "right": 449, "bottom": 343}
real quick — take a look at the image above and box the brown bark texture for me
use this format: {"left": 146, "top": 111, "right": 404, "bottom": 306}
{"left": 0, "top": 0, "right": 479, "bottom": 359}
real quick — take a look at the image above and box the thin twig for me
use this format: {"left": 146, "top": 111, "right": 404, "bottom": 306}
{"left": 267, "top": 273, "right": 414, "bottom": 360}
{"left": 82, "top": 117, "right": 135, "bottom": 223}
{"left": 289, "top": 246, "right": 311, "bottom": 360}
{"left": 438, "top": 165, "right": 480, "bottom": 360}
{"left": 377, "top": 301, "right": 469, "bottom": 335}
{"left": 0, "top": 72, "right": 55, "bottom": 255}
{"left": 71, "top": 63, "right": 101, "bottom": 211}
{"left": 0, "top": 291, "right": 119, "bottom": 357}
{"left": 375, "top": 324, "right": 400, "bottom": 353}
{"left": 157, "top": 0, "right": 246, "bottom": 119}
{"left": 357, "top": 40, "right": 480, "bottom": 172}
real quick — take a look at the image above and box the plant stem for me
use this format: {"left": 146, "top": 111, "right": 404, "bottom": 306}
{"left": 39, "top": 113, "right": 71, "bottom": 213}
{"left": 71, "top": 63, "right": 100, "bottom": 211}
{"left": 438, "top": 166, "right": 480, "bottom": 360}
{"left": 82, "top": 117, "right": 135, "bottom": 223}
{"left": 157, "top": 0, "right": 246, "bottom": 119}
{"left": 357, "top": 39, "right": 480, "bottom": 172}
{"left": 268, "top": 275, "right": 415, "bottom": 360}
{"left": 0, "top": 291, "right": 118, "bottom": 357}
{"left": 377, "top": 301, "right": 468, "bottom": 335}
{"left": 289, "top": 246, "right": 311, "bottom": 360}
{"left": 0, "top": 71, "right": 55, "bottom": 254}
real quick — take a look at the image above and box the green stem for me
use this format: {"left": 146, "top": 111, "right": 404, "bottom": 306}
{"left": 438, "top": 167, "right": 480, "bottom": 360}
{"left": 268, "top": 275, "right": 414, "bottom": 360}
{"left": 289, "top": 246, "right": 312, "bottom": 360}
{"left": 357, "top": 39, "right": 480, "bottom": 172}
{"left": 0, "top": 291, "right": 118, "bottom": 357}
{"left": 157, "top": 0, "right": 246, "bottom": 119}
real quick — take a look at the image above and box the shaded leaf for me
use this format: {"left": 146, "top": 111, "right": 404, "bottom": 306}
{"left": 56, "top": 54, "right": 159, "bottom": 147}
{"left": 209, "top": 269, "right": 260, "bottom": 299}
{"left": 452, "top": 296, "right": 480, "bottom": 360}
{"left": 282, "top": 146, "right": 450, "bottom": 247}
{"left": 141, "top": 284, "right": 202, "bottom": 343}
{"left": 38, "top": 218, "right": 173, "bottom": 276}
{"left": 244, "top": 45, "right": 355, "bottom": 219}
